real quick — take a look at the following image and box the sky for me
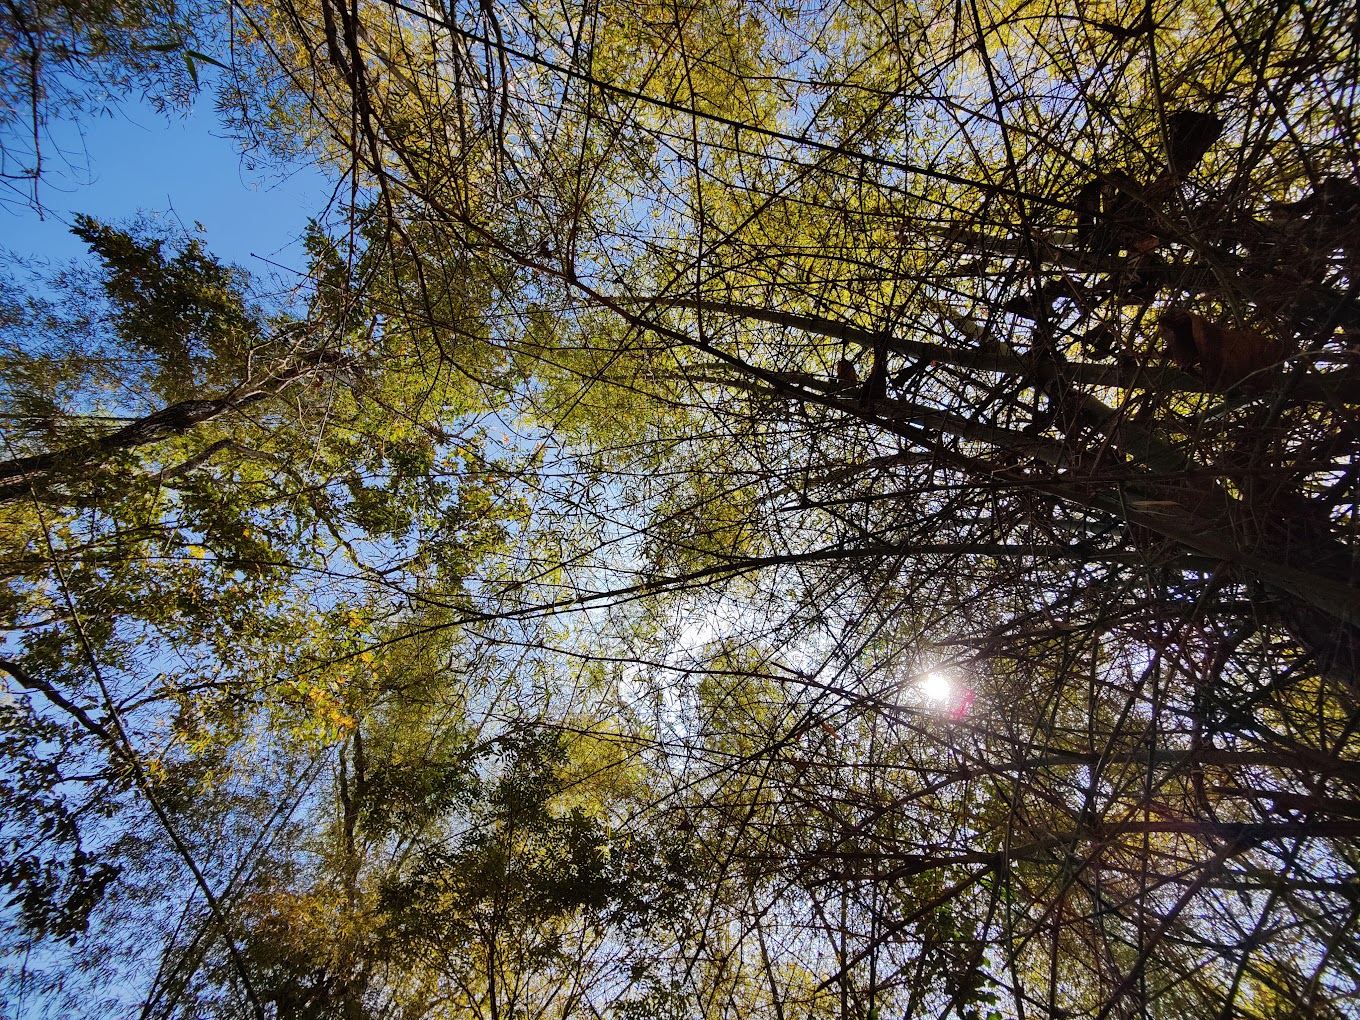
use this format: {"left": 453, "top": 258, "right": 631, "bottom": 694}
{"left": 2, "top": 88, "right": 333, "bottom": 277}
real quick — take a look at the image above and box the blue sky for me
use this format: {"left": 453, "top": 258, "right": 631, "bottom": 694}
{"left": 2, "top": 89, "right": 332, "bottom": 275}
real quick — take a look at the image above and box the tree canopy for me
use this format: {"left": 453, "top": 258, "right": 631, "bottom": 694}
{"left": 3, "top": 0, "right": 1360, "bottom": 1017}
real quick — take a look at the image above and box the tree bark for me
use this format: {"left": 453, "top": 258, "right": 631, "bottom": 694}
{"left": 0, "top": 355, "right": 340, "bottom": 505}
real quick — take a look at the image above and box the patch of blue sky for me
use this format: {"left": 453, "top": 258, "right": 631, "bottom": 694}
{"left": 2, "top": 80, "right": 333, "bottom": 280}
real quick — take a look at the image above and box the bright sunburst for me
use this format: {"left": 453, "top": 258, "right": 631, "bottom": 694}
{"left": 920, "top": 672, "right": 953, "bottom": 702}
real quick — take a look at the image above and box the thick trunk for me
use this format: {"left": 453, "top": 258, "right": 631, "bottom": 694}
{"left": 0, "top": 398, "right": 231, "bottom": 504}
{"left": 638, "top": 296, "right": 1360, "bottom": 404}
{"left": 0, "top": 355, "right": 339, "bottom": 505}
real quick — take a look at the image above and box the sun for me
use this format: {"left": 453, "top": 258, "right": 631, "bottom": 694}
{"left": 920, "top": 671, "right": 953, "bottom": 702}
